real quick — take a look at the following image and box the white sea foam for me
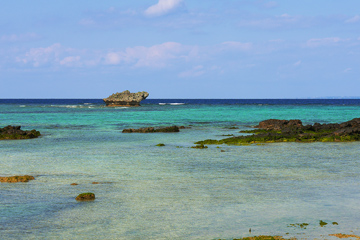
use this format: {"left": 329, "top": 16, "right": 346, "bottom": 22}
{"left": 170, "top": 103, "right": 185, "bottom": 105}
{"left": 159, "top": 103, "right": 167, "bottom": 105}
{"left": 19, "top": 105, "right": 26, "bottom": 107}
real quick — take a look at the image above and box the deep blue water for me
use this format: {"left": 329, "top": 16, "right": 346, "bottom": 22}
{"left": 1, "top": 98, "right": 360, "bottom": 105}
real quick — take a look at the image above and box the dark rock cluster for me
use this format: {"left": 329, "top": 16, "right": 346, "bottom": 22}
{"left": 0, "top": 125, "right": 41, "bottom": 140}
{"left": 122, "top": 126, "right": 180, "bottom": 133}
{"left": 196, "top": 118, "right": 360, "bottom": 145}
{"left": 255, "top": 118, "right": 360, "bottom": 137}
{"left": 0, "top": 175, "right": 35, "bottom": 183}
{"left": 255, "top": 119, "right": 303, "bottom": 130}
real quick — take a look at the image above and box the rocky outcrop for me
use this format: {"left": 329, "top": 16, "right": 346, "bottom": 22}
{"left": 255, "top": 118, "right": 360, "bottom": 136}
{"left": 196, "top": 118, "right": 360, "bottom": 145}
{"left": 255, "top": 119, "right": 303, "bottom": 130}
{"left": 103, "top": 90, "right": 149, "bottom": 107}
{"left": 122, "top": 126, "right": 180, "bottom": 133}
{"left": 0, "top": 126, "right": 41, "bottom": 140}
{"left": 0, "top": 175, "right": 35, "bottom": 183}
{"left": 75, "top": 192, "right": 95, "bottom": 201}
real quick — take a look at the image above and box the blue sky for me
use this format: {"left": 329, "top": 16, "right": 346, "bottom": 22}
{"left": 0, "top": 0, "right": 359, "bottom": 98}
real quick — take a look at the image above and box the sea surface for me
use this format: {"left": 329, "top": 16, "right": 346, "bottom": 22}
{"left": 1, "top": 99, "right": 360, "bottom": 239}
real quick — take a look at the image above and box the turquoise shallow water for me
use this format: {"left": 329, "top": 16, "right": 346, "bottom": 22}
{"left": 1, "top": 99, "right": 360, "bottom": 239}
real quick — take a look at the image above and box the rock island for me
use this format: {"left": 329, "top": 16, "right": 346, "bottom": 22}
{"left": 103, "top": 90, "right": 149, "bottom": 107}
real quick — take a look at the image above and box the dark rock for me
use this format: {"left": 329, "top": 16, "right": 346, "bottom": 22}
{"left": 122, "top": 126, "right": 180, "bottom": 133}
{"left": 196, "top": 118, "right": 360, "bottom": 145}
{"left": 0, "top": 125, "right": 41, "bottom": 140}
{"left": 191, "top": 144, "right": 208, "bottom": 149}
{"left": 103, "top": 90, "right": 149, "bottom": 107}
{"left": 0, "top": 175, "right": 35, "bottom": 183}
{"left": 255, "top": 119, "right": 303, "bottom": 130}
{"left": 75, "top": 192, "right": 95, "bottom": 201}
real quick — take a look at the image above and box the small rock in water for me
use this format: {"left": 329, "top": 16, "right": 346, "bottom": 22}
{"left": 75, "top": 193, "right": 95, "bottom": 201}
{"left": 0, "top": 125, "right": 41, "bottom": 140}
{"left": 0, "top": 175, "right": 35, "bottom": 183}
{"left": 123, "top": 125, "right": 180, "bottom": 133}
{"left": 71, "top": 183, "right": 78, "bottom": 185}
{"left": 191, "top": 144, "right": 208, "bottom": 149}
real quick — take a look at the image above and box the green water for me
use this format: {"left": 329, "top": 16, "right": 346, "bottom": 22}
{"left": 1, "top": 102, "right": 360, "bottom": 239}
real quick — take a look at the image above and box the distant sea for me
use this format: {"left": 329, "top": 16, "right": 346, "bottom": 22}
{"left": 1, "top": 99, "right": 360, "bottom": 239}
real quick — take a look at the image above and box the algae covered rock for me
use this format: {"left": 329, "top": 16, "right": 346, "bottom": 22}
{"left": 0, "top": 126, "right": 41, "bottom": 140}
{"left": 123, "top": 126, "right": 180, "bottom": 133}
{"left": 196, "top": 118, "right": 360, "bottom": 145}
{"left": 103, "top": 90, "right": 149, "bottom": 107}
{"left": 233, "top": 236, "right": 289, "bottom": 240}
{"left": 255, "top": 119, "right": 303, "bottom": 130}
{"left": 191, "top": 144, "right": 208, "bottom": 149}
{"left": 0, "top": 175, "right": 35, "bottom": 183}
{"left": 75, "top": 192, "right": 95, "bottom": 201}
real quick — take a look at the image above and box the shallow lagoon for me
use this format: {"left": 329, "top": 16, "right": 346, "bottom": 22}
{"left": 1, "top": 99, "right": 360, "bottom": 239}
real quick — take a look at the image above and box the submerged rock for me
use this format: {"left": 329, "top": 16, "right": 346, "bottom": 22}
{"left": 122, "top": 126, "right": 180, "bottom": 133}
{"left": 329, "top": 233, "right": 360, "bottom": 238}
{"left": 0, "top": 175, "right": 35, "bottom": 183}
{"left": 0, "top": 125, "right": 41, "bottom": 140}
{"left": 233, "top": 236, "right": 288, "bottom": 240}
{"left": 103, "top": 90, "right": 149, "bottom": 107}
{"left": 191, "top": 144, "right": 208, "bottom": 149}
{"left": 75, "top": 192, "right": 95, "bottom": 201}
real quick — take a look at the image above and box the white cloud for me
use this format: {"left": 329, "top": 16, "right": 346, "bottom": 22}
{"left": 79, "top": 18, "right": 96, "bottom": 26}
{"left": 268, "top": 39, "right": 284, "bottom": 43}
{"left": 221, "top": 41, "right": 253, "bottom": 51}
{"left": 1, "top": 33, "right": 40, "bottom": 42}
{"left": 16, "top": 44, "right": 91, "bottom": 68}
{"left": 105, "top": 42, "right": 194, "bottom": 68}
{"left": 293, "top": 60, "right": 301, "bottom": 66}
{"left": 145, "top": 0, "right": 183, "bottom": 17}
{"left": 105, "top": 52, "right": 121, "bottom": 65}
{"left": 344, "top": 68, "right": 352, "bottom": 73}
{"left": 17, "top": 43, "right": 62, "bottom": 67}
{"left": 178, "top": 65, "right": 205, "bottom": 78}
{"left": 345, "top": 15, "right": 360, "bottom": 23}
{"left": 306, "top": 37, "right": 343, "bottom": 47}
{"left": 60, "top": 56, "right": 81, "bottom": 66}
{"left": 238, "top": 13, "right": 300, "bottom": 29}
{"left": 262, "top": 1, "right": 278, "bottom": 9}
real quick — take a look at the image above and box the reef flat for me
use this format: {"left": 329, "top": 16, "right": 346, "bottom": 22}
{"left": 122, "top": 125, "right": 180, "bottom": 133}
{"left": 196, "top": 118, "right": 360, "bottom": 145}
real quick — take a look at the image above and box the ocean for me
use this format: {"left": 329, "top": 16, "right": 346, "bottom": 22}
{"left": 1, "top": 99, "right": 360, "bottom": 239}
